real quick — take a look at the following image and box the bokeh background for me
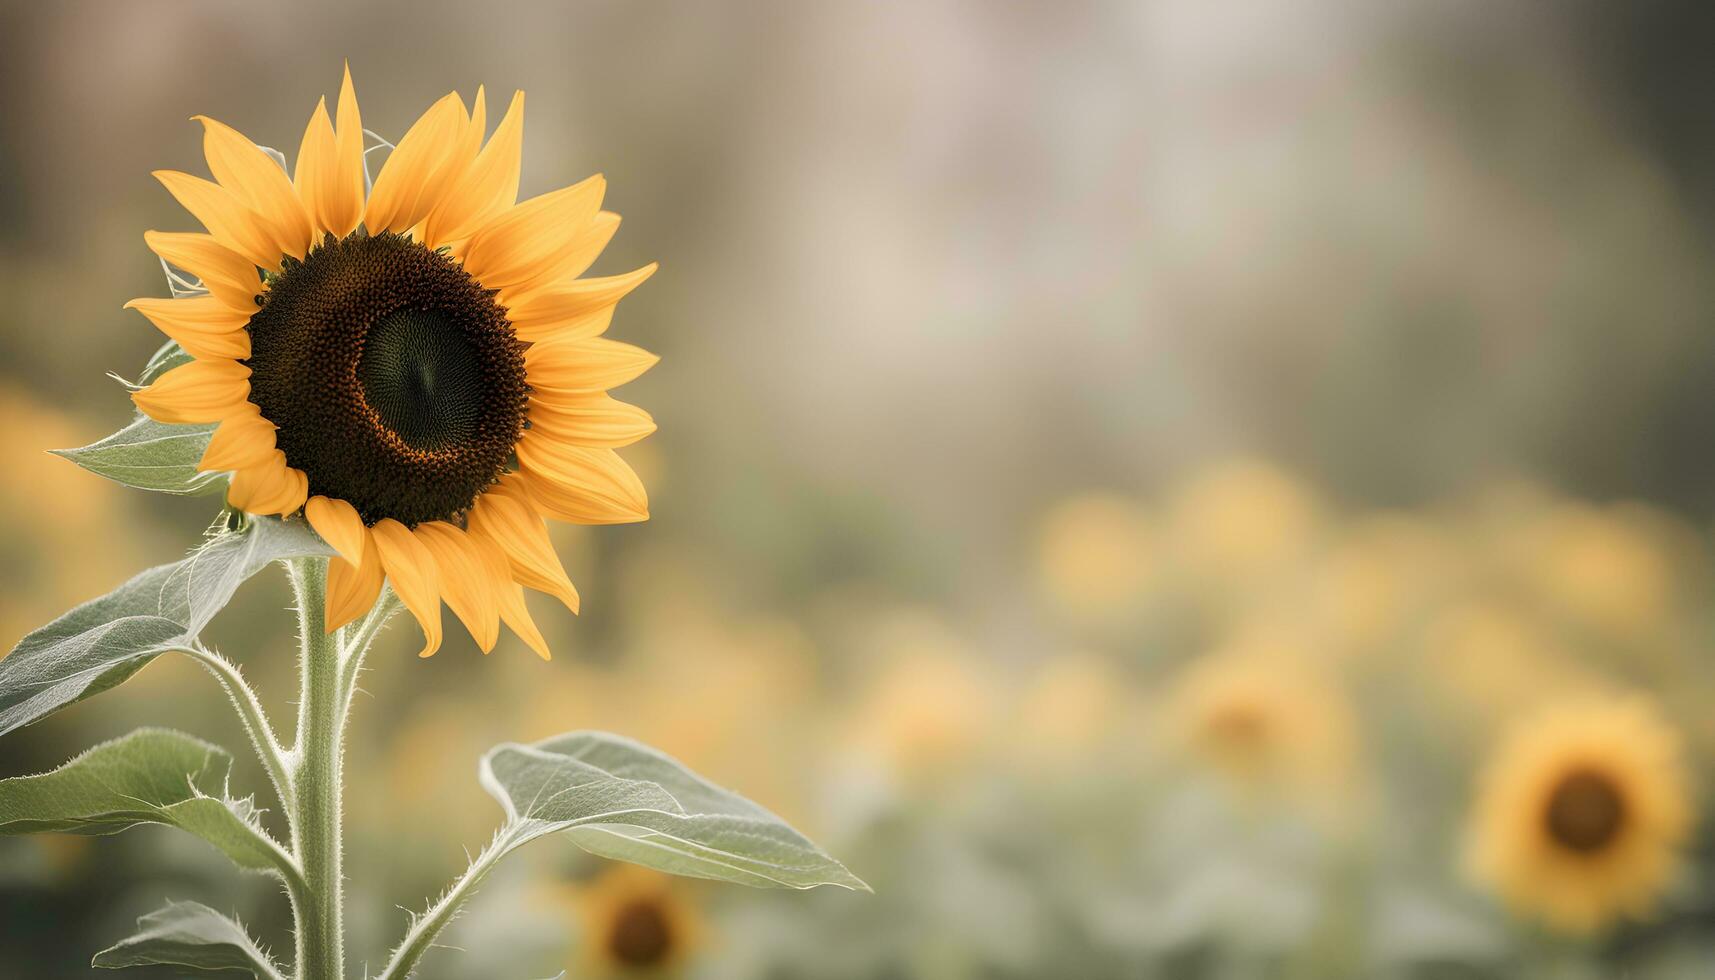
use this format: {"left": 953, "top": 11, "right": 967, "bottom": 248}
{"left": 4, "top": 1, "right": 1715, "bottom": 977}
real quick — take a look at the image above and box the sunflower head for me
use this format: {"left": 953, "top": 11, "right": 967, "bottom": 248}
{"left": 127, "top": 66, "right": 658, "bottom": 660}
{"left": 1466, "top": 696, "right": 1694, "bottom": 934}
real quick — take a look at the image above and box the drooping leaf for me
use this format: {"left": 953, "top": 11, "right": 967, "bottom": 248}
{"left": 481, "top": 731, "right": 868, "bottom": 890}
{"left": 0, "top": 516, "right": 333, "bottom": 737}
{"left": 92, "top": 899, "right": 284, "bottom": 978}
{"left": 52, "top": 416, "right": 222, "bottom": 496}
{"left": 0, "top": 728, "right": 295, "bottom": 878}
{"left": 379, "top": 732, "right": 866, "bottom": 980}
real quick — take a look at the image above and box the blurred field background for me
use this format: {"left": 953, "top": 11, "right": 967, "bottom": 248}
{"left": 5, "top": 1, "right": 1715, "bottom": 977}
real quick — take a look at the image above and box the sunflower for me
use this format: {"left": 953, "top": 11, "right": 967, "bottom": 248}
{"left": 572, "top": 865, "right": 703, "bottom": 976}
{"left": 1168, "top": 643, "right": 1357, "bottom": 799}
{"left": 1465, "top": 696, "right": 1693, "bottom": 934}
{"left": 126, "top": 66, "right": 657, "bottom": 658}
{"left": 1035, "top": 492, "right": 1154, "bottom": 626}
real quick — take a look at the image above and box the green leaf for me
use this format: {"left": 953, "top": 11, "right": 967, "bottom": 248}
{"left": 0, "top": 516, "right": 333, "bottom": 737}
{"left": 0, "top": 728, "right": 296, "bottom": 879}
{"left": 52, "top": 415, "right": 223, "bottom": 496}
{"left": 93, "top": 899, "right": 284, "bottom": 978}
{"left": 62, "top": 340, "right": 226, "bottom": 495}
{"left": 481, "top": 731, "right": 868, "bottom": 891}
{"left": 140, "top": 339, "right": 195, "bottom": 385}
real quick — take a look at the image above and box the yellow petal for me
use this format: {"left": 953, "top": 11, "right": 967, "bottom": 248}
{"left": 305, "top": 495, "right": 367, "bottom": 567}
{"left": 226, "top": 451, "right": 306, "bottom": 516}
{"left": 469, "top": 532, "right": 552, "bottom": 660}
{"left": 527, "top": 394, "right": 655, "bottom": 448}
{"left": 124, "top": 295, "right": 251, "bottom": 361}
{"left": 364, "top": 91, "right": 471, "bottom": 234}
{"left": 198, "top": 405, "right": 277, "bottom": 471}
{"left": 414, "top": 522, "right": 500, "bottom": 653}
{"left": 295, "top": 64, "right": 366, "bottom": 239}
{"left": 411, "top": 85, "right": 488, "bottom": 247}
{"left": 478, "top": 210, "right": 621, "bottom": 297}
{"left": 507, "top": 302, "right": 614, "bottom": 345}
{"left": 501, "top": 263, "right": 654, "bottom": 335}
{"left": 465, "top": 479, "right": 580, "bottom": 613}
{"left": 226, "top": 454, "right": 282, "bottom": 512}
{"left": 515, "top": 437, "right": 649, "bottom": 525}
{"left": 460, "top": 174, "right": 606, "bottom": 288}
{"left": 541, "top": 209, "right": 622, "bottom": 284}
{"left": 294, "top": 96, "right": 362, "bottom": 241}
{"left": 144, "top": 231, "right": 260, "bottom": 313}
{"left": 424, "top": 90, "right": 525, "bottom": 247}
{"left": 273, "top": 468, "right": 310, "bottom": 516}
{"left": 196, "top": 115, "right": 312, "bottom": 259}
{"left": 132, "top": 359, "right": 251, "bottom": 424}
{"left": 325, "top": 527, "right": 383, "bottom": 632}
{"left": 154, "top": 170, "right": 284, "bottom": 270}
{"left": 371, "top": 518, "right": 443, "bottom": 657}
{"left": 524, "top": 337, "right": 658, "bottom": 395}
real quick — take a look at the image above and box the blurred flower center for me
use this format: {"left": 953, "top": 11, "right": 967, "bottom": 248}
{"left": 245, "top": 232, "right": 528, "bottom": 526}
{"left": 1204, "top": 701, "right": 1273, "bottom": 755}
{"left": 606, "top": 897, "right": 675, "bottom": 967}
{"left": 1544, "top": 769, "right": 1626, "bottom": 853}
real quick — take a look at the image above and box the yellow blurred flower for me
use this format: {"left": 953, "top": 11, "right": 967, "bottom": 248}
{"left": 1168, "top": 458, "right": 1319, "bottom": 588}
{"left": 570, "top": 865, "right": 705, "bottom": 977}
{"left": 844, "top": 610, "right": 997, "bottom": 783}
{"left": 1516, "top": 504, "right": 1677, "bottom": 641}
{"left": 1303, "top": 512, "right": 1457, "bottom": 658}
{"left": 0, "top": 386, "right": 148, "bottom": 643}
{"left": 1012, "top": 652, "right": 1129, "bottom": 765}
{"left": 1035, "top": 492, "right": 1153, "bottom": 625}
{"left": 1466, "top": 696, "right": 1693, "bottom": 935}
{"left": 1419, "top": 601, "right": 1606, "bottom": 727}
{"left": 1168, "top": 643, "right": 1357, "bottom": 800}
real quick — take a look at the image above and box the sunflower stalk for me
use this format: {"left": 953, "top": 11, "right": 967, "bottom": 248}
{"left": 284, "top": 557, "right": 345, "bottom": 980}
{"left": 274, "top": 558, "right": 397, "bottom": 979}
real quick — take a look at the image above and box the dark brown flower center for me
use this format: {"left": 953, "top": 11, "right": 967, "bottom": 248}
{"left": 607, "top": 898, "right": 674, "bottom": 967}
{"left": 1544, "top": 768, "right": 1626, "bottom": 854}
{"left": 244, "top": 233, "right": 528, "bottom": 526}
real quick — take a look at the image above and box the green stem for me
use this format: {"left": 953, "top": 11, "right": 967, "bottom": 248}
{"left": 287, "top": 558, "right": 346, "bottom": 980}
{"left": 378, "top": 826, "right": 517, "bottom": 980}
{"left": 179, "top": 645, "right": 295, "bottom": 814}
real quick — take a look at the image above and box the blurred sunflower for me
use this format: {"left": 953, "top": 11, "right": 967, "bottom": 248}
{"left": 1466, "top": 697, "right": 1693, "bottom": 934}
{"left": 1303, "top": 512, "right": 1456, "bottom": 659}
{"left": 1034, "top": 492, "right": 1153, "bottom": 625}
{"left": 0, "top": 387, "right": 149, "bottom": 642}
{"left": 1168, "top": 645, "right": 1357, "bottom": 801}
{"left": 1419, "top": 601, "right": 1605, "bottom": 726}
{"left": 1012, "top": 652, "right": 1129, "bottom": 765}
{"left": 571, "top": 865, "right": 704, "bottom": 977}
{"left": 127, "top": 66, "right": 657, "bottom": 658}
{"left": 1168, "top": 458, "right": 1320, "bottom": 590}
{"left": 845, "top": 610, "right": 997, "bottom": 784}
{"left": 1514, "top": 505, "right": 1677, "bottom": 641}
